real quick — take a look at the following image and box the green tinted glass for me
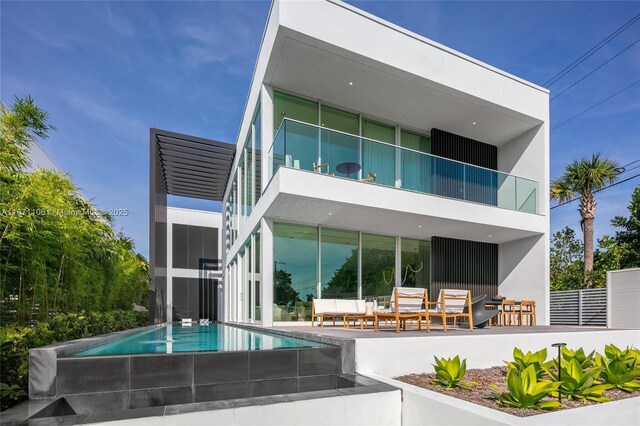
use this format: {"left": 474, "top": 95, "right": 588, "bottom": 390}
{"left": 273, "top": 91, "right": 318, "bottom": 132}
{"left": 362, "top": 118, "right": 395, "bottom": 144}
{"left": 321, "top": 105, "right": 359, "bottom": 134}
{"left": 400, "top": 239, "right": 430, "bottom": 288}
{"left": 321, "top": 227, "right": 359, "bottom": 299}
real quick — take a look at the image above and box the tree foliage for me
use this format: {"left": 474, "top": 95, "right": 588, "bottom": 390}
{"left": 551, "top": 187, "right": 639, "bottom": 290}
{"left": 550, "top": 227, "right": 584, "bottom": 291}
{"left": 0, "top": 96, "right": 148, "bottom": 324}
{"left": 550, "top": 154, "right": 621, "bottom": 287}
{"left": 610, "top": 187, "right": 640, "bottom": 269}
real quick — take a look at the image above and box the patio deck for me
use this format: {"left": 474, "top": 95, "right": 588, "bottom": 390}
{"left": 270, "top": 324, "right": 608, "bottom": 339}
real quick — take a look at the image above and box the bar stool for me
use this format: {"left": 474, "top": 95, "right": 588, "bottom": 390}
{"left": 501, "top": 300, "right": 518, "bottom": 326}
{"left": 519, "top": 300, "right": 536, "bottom": 326}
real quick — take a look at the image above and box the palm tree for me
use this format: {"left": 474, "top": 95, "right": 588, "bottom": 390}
{"left": 550, "top": 153, "right": 621, "bottom": 288}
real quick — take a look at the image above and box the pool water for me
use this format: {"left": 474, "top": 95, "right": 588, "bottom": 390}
{"left": 74, "top": 323, "right": 324, "bottom": 356}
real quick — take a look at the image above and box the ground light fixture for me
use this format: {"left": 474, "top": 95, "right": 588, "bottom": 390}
{"left": 552, "top": 342, "right": 567, "bottom": 403}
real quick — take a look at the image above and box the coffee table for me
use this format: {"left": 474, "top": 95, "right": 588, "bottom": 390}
{"left": 344, "top": 313, "right": 375, "bottom": 329}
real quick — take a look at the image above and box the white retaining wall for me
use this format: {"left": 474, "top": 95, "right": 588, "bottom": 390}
{"left": 369, "top": 374, "right": 640, "bottom": 426}
{"left": 355, "top": 329, "right": 640, "bottom": 376}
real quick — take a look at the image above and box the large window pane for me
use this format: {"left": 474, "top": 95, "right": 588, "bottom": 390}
{"left": 362, "top": 118, "right": 395, "bottom": 144}
{"left": 401, "top": 239, "right": 431, "bottom": 289}
{"left": 320, "top": 228, "right": 358, "bottom": 299}
{"left": 400, "top": 130, "right": 431, "bottom": 192}
{"left": 273, "top": 91, "right": 318, "bottom": 132}
{"left": 400, "top": 130, "right": 430, "bottom": 153}
{"left": 253, "top": 106, "right": 262, "bottom": 203}
{"left": 321, "top": 105, "right": 359, "bottom": 134}
{"left": 361, "top": 233, "right": 395, "bottom": 298}
{"left": 253, "top": 230, "right": 261, "bottom": 321}
{"left": 362, "top": 119, "right": 396, "bottom": 186}
{"left": 273, "top": 223, "right": 317, "bottom": 321}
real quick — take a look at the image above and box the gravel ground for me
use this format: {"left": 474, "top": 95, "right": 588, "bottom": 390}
{"left": 395, "top": 366, "right": 638, "bottom": 417}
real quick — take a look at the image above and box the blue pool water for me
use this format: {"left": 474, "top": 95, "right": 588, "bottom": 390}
{"left": 74, "top": 323, "right": 324, "bottom": 356}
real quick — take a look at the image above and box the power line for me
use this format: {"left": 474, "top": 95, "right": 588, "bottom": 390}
{"left": 550, "top": 172, "right": 640, "bottom": 210}
{"left": 551, "top": 79, "right": 640, "bottom": 130}
{"left": 551, "top": 37, "right": 640, "bottom": 101}
{"left": 544, "top": 12, "right": 640, "bottom": 87}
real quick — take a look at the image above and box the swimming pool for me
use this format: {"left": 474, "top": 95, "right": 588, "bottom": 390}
{"left": 74, "top": 323, "right": 325, "bottom": 356}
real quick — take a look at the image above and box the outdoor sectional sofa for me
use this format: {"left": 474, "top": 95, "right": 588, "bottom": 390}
{"left": 311, "top": 299, "right": 366, "bottom": 326}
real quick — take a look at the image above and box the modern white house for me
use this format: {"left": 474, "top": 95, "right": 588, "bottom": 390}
{"left": 220, "top": 0, "right": 549, "bottom": 328}
{"left": 150, "top": 0, "right": 550, "bottom": 327}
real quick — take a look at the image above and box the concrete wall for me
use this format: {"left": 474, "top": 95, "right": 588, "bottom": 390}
{"left": 498, "top": 234, "right": 548, "bottom": 325}
{"left": 166, "top": 207, "right": 221, "bottom": 322}
{"left": 607, "top": 268, "right": 640, "bottom": 329}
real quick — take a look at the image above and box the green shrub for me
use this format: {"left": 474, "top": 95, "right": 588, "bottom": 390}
{"left": 0, "top": 310, "right": 147, "bottom": 411}
{"left": 562, "top": 347, "right": 596, "bottom": 369}
{"left": 491, "top": 365, "right": 561, "bottom": 410}
{"left": 596, "top": 352, "right": 640, "bottom": 392}
{"left": 432, "top": 356, "right": 473, "bottom": 390}
{"left": 504, "top": 348, "right": 550, "bottom": 379}
{"left": 544, "top": 358, "right": 612, "bottom": 403}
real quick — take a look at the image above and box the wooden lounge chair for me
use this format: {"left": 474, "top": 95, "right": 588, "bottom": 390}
{"left": 360, "top": 171, "right": 377, "bottom": 182}
{"left": 312, "top": 162, "right": 332, "bottom": 174}
{"left": 428, "top": 289, "right": 473, "bottom": 332}
{"left": 374, "top": 287, "right": 429, "bottom": 333}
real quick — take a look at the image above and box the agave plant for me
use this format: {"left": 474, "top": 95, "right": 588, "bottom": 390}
{"left": 603, "top": 344, "right": 640, "bottom": 367}
{"left": 596, "top": 353, "right": 640, "bottom": 392}
{"left": 491, "top": 365, "right": 561, "bottom": 410}
{"left": 544, "top": 358, "right": 612, "bottom": 403}
{"left": 504, "top": 347, "right": 549, "bottom": 379}
{"left": 562, "top": 347, "right": 596, "bottom": 369}
{"left": 432, "top": 356, "right": 473, "bottom": 390}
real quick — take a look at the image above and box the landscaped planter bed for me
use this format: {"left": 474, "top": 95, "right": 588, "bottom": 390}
{"left": 395, "top": 366, "right": 639, "bottom": 417}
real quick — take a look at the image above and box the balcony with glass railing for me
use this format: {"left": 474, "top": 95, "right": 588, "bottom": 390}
{"left": 268, "top": 119, "right": 538, "bottom": 214}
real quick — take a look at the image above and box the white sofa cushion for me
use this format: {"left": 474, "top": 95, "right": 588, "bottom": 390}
{"left": 336, "top": 299, "right": 358, "bottom": 314}
{"left": 313, "top": 299, "right": 337, "bottom": 314}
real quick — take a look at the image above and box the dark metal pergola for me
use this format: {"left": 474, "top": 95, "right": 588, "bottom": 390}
{"left": 151, "top": 128, "right": 236, "bottom": 201}
{"left": 149, "top": 128, "right": 235, "bottom": 324}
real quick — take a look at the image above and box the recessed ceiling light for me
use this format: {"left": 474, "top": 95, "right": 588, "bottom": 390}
{"left": 348, "top": 82, "right": 353, "bottom": 86}
{"left": 418, "top": 225, "right": 422, "bottom": 228}
{"left": 328, "top": 212, "right": 333, "bottom": 215}
{"left": 488, "top": 234, "right": 492, "bottom": 238}
{"left": 472, "top": 121, "right": 477, "bottom": 125}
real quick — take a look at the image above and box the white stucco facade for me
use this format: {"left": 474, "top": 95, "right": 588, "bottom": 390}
{"left": 222, "top": 0, "right": 550, "bottom": 327}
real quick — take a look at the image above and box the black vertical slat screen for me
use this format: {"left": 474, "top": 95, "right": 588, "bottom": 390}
{"left": 431, "top": 236, "right": 498, "bottom": 301}
{"left": 431, "top": 129, "right": 498, "bottom": 206}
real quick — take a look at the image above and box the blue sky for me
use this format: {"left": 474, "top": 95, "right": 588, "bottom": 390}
{"left": 2, "top": 0, "right": 639, "bottom": 258}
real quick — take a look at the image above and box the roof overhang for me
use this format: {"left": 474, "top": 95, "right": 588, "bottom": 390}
{"left": 257, "top": 0, "right": 548, "bottom": 146}
{"left": 151, "top": 129, "right": 235, "bottom": 201}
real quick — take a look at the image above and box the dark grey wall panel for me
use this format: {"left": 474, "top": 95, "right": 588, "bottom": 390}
{"left": 188, "top": 226, "right": 204, "bottom": 269}
{"left": 431, "top": 129, "right": 498, "bottom": 206}
{"left": 172, "top": 224, "right": 189, "bottom": 269}
{"left": 431, "top": 128, "right": 497, "bottom": 170}
{"left": 172, "top": 277, "right": 189, "bottom": 320}
{"left": 431, "top": 236, "right": 498, "bottom": 301}
{"left": 203, "top": 227, "right": 218, "bottom": 261}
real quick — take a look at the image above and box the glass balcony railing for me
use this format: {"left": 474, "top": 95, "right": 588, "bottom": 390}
{"left": 268, "top": 119, "right": 538, "bottom": 214}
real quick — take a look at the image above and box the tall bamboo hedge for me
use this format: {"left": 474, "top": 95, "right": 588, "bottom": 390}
{"left": 0, "top": 96, "right": 149, "bottom": 324}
